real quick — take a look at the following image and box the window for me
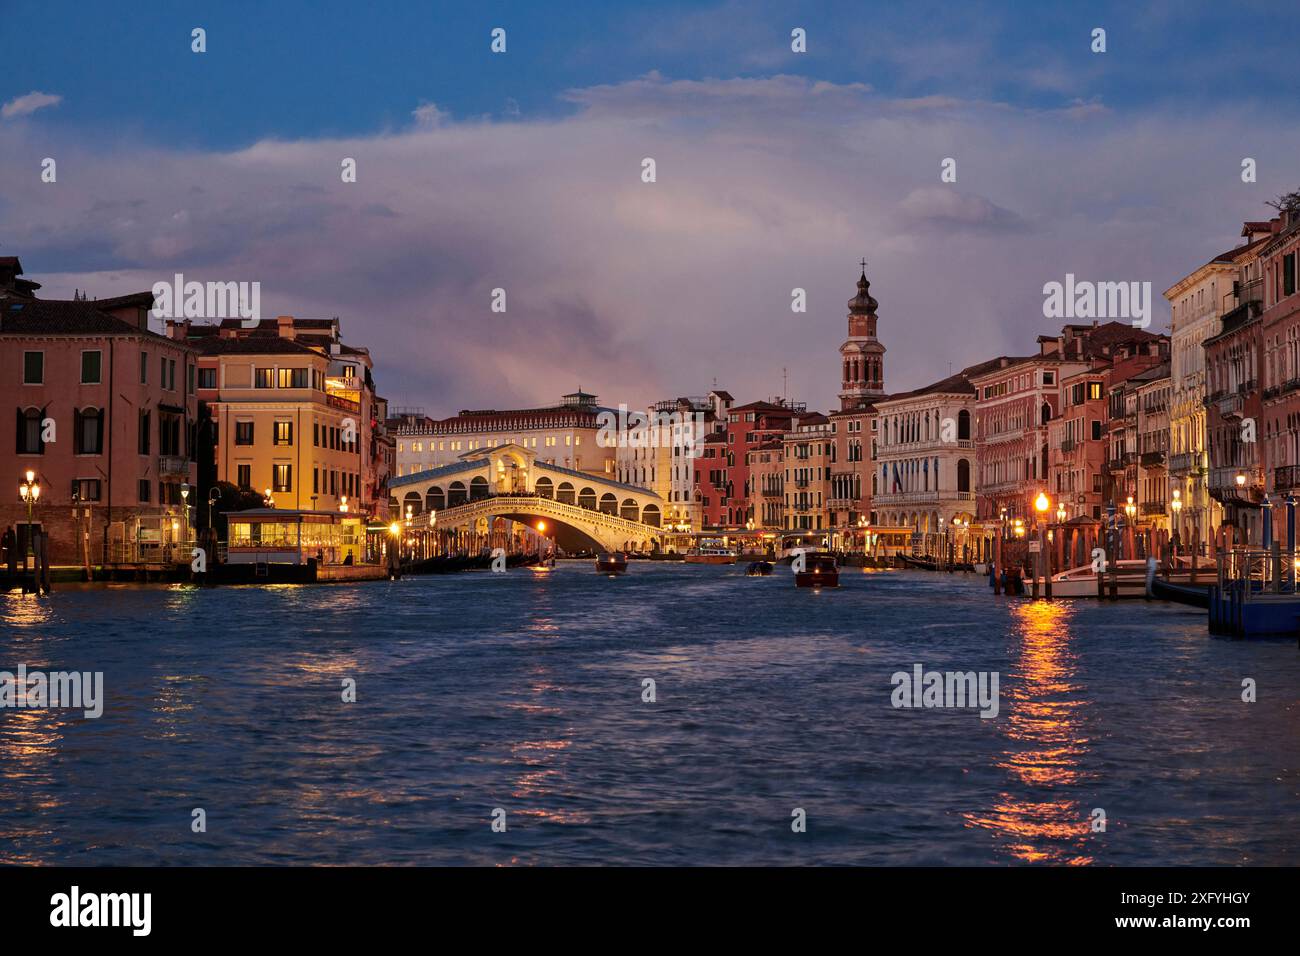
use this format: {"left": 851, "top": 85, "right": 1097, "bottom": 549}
{"left": 140, "top": 351, "right": 148, "bottom": 384}
{"left": 187, "top": 363, "right": 195, "bottom": 394}
{"left": 273, "top": 420, "right": 293, "bottom": 446}
{"left": 16, "top": 407, "right": 43, "bottom": 454}
{"left": 139, "top": 410, "right": 151, "bottom": 455}
{"left": 1091, "top": 420, "right": 1102, "bottom": 441}
{"left": 1285, "top": 252, "right": 1296, "bottom": 298}
{"left": 278, "top": 367, "right": 308, "bottom": 388}
{"left": 255, "top": 367, "right": 276, "bottom": 388}
{"left": 237, "top": 464, "right": 251, "bottom": 489}
{"left": 74, "top": 407, "right": 104, "bottom": 454}
{"left": 235, "top": 421, "right": 254, "bottom": 445}
{"left": 1089, "top": 382, "right": 1103, "bottom": 401}
{"left": 198, "top": 367, "right": 216, "bottom": 389}
{"left": 159, "top": 414, "right": 182, "bottom": 456}
{"left": 138, "top": 479, "right": 151, "bottom": 503}
{"left": 81, "top": 350, "right": 102, "bottom": 384}
{"left": 71, "top": 478, "right": 102, "bottom": 502}
{"left": 273, "top": 464, "right": 292, "bottom": 493}
{"left": 23, "top": 351, "right": 43, "bottom": 384}
{"left": 1042, "top": 371, "right": 1055, "bottom": 385}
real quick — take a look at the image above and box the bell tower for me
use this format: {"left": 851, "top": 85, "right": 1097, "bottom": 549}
{"left": 839, "top": 261, "right": 886, "bottom": 410}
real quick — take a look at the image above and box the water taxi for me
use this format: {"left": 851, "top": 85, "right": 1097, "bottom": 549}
{"left": 795, "top": 552, "right": 840, "bottom": 588}
{"left": 595, "top": 552, "right": 628, "bottom": 575}
{"left": 685, "top": 547, "right": 737, "bottom": 565}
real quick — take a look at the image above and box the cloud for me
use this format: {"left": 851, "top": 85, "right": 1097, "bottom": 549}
{"left": 2, "top": 90, "right": 62, "bottom": 119}
{"left": 898, "top": 187, "right": 1027, "bottom": 234}
{"left": 2, "top": 72, "right": 1297, "bottom": 415}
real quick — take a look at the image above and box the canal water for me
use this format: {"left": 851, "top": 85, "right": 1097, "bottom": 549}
{"left": 2, "top": 563, "right": 1298, "bottom": 865}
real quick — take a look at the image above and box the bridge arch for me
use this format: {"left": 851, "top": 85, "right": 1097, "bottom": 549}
{"left": 557, "top": 481, "right": 575, "bottom": 504}
{"left": 536, "top": 476, "right": 554, "bottom": 498}
{"left": 578, "top": 487, "right": 597, "bottom": 510}
{"left": 448, "top": 481, "right": 467, "bottom": 506}
{"left": 642, "top": 503, "right": 660, "bottom": 527}
{"left": 403, "top": 490, "right": 422, "bottom": 515}
{"left": 426, "top": 485, "right": 445, "bottom": 512}
{"left": 599, "top": 492, "right": 618, "bottom": 515}
{"left": 620, "top": 498, "right": 639, "bottom": 522}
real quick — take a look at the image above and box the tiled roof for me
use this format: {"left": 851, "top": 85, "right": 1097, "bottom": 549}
{"left": 193, "top": 336, "right": 323, "bottom": 356}
{"left": 0, "top": 295, "right": 181, "bottom": 344}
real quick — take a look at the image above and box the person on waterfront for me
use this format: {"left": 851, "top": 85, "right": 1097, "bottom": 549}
{"left": 2, "top": 525, "right": 15, "bottom": 575}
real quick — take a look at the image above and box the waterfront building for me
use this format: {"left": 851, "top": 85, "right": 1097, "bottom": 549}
{"left": 1258, "top": 206, "right": 1300, "bottom": 538}
{"left": 782, "top": 413, "right": 832, "bottom": 531}
{"left": 615, "top": 391, "right": 730, "bottom": 533}
{"left": 746, "top": 437, "right": 784, "bottom": 530}
{"left": 1108, "top": 362, "right": 1172, "bottom": 545}
{"left": 395, "top": 390, "right": 614, "bottom": 481}
{"left": 694, "top": 399, "right": 804, "bottom": 530}
{"left": 872, "top": 359, "right": 1003, "bottom": 553}
{"left": 1163, "top": 224, "right": 1272, "bottom": 550}
{"left": 1133, "top": 364, "right": 1172, "bottom": 537}
{"left": 180, "top": 316, "right": 388, "bottom": 518}
{"left": 1048, "top": 365, "right": 1109, "bottom": 524}
{"left": 1, "top": 257, "right": 199, "bottom": 567}
{"left": 828, "top": 267, "right": 887, "bottom": 545}
{"left": 1205, "top": 226, "right": 1272, "bottom": 548}
{"left": 971, "top": 346, "right": 1086, "bottom": 528}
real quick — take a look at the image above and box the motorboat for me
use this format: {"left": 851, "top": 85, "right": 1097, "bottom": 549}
{"left": 595, "top": 552, "right": 628, "bottom": 575}
{"left": 745, "top": 561, "right": 774, "bottom": 576}
{"left": 685, "top": 547, "right": 737, "bottom": 565}
{"left": 794, "top": 552, "right": 840, "bottom": 588}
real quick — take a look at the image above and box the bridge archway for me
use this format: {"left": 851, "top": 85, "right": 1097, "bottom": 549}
{"left": 599, "top": 492, "right": 618, "bottom": 515}
{"left": 578, "top": 487, "right": 597, "bottom": 510}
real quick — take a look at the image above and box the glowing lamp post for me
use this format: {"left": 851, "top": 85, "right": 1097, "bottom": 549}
{"left": 1034, "top": 492, "right": 1051, "bottom": 599}
{"left": 19, "top": 470, "right": 40, "bottom": 569}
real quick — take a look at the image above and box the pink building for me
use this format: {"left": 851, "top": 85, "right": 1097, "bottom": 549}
{"left": 1, "top": 257, "right": 198, "bottom": 567}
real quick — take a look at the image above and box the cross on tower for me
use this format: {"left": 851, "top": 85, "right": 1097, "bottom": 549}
{"left": 859, "top": 258, "right": 868, "bottom": 274}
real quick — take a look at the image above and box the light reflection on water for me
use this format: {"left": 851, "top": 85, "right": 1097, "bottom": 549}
{"left": 963, "top": 601, "right": 1093, "bottom": 864}
{"left": 1, "top": 565, "right": 1298, "bottom": 865}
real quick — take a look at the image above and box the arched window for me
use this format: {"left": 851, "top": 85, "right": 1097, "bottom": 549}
{"left": 16, "top": 406, "right": 44, "bottom": 454}
{"left": 642, "top": 504, "right": 661, "bottom": 527}
{"left": 535, "top": 476, "right": 554, "bottom": 499}
{"left": 448, "top": 481, "right": 468, "bottom": 506}
{"left": 469, "top": 476, "right": 489, "bottom": 500}
{"left": 578, "top": 487, "right": 597, "bottom": 510}
{"left": 403, "top": 491, "right": 423, "bottom": 515}
{"left": 1041, "top": 402, "right": 1051, "bottom": 425}
{"left": 619, "top": 498, "right": 639, "bottom": 522}
{"left": 957, "top": 458, "right": 971, "bottom": 493}
{"left": 957, "top": 409, "right": 971, "bottom": 441}
{"left": 599, "top": 493, "right": 618, "bottom": 515}
{"left": 557, "top": 481, "right": 575, "bottom": 505}
{"left": 426, "top": 485, "right": 445, "bottom": 512}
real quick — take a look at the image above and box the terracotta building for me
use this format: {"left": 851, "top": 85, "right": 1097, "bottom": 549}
{"left": 1259, "top": 207, "right": 1300, "bottom": 545}
{"left": 1, "top": 257, "right": 199, "bottom": 567}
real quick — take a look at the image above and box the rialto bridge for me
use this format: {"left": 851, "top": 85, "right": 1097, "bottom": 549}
{"left": 386, "top": 444, "right": 668, "bottom": 552}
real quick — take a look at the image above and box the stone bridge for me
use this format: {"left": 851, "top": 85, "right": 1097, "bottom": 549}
{"left": 387, "top": 443, "right": 667, "bottom": 552}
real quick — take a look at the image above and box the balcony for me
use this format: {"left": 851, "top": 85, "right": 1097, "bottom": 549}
{"left": 1140, "top": 450, "right": 1166, "bottom": 467}
{"left": 159, "top": 455, "right": 189, "bottom": 477}
{"left": 1215, "top": 393, "right": 1244, "bottom": 420}
{"left": 1275, "top": 465, "right": 1300, "bottom": 492}
{"left": 1221, "top": 277, "right": 1264, "bottom": 315}
{"left": 1169, "top": 451, "right": 1200, "bottom": 475}
{"left": 1209, "top": 465, "right": 1264, "bottom": 501}
{"left": 1140, "top": 501, "right": 1165, "bottom": 516}
{"left": 1059, "top": 437, "right": 1076, "bottom": 453}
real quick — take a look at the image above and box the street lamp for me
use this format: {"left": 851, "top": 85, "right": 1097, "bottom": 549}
{"left": 1034, "top": 492, "right": 1051, "bottom": 599}
{"left": 180, "top": 483, "right": 190, "bottom": 544}
{"left": 18, "top": 470, "right": 40, "bottom": 569}
{"left": 264, "top": 487, "right": 275, "bottom": 508}
{"left": 1235, "top": 471, "right": 1247, "bottom": 489}
{"left": 339, "top": 495, "right": 349, "bottom": 513}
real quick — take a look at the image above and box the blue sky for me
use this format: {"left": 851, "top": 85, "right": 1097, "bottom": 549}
{"left": 3, "top": 1, "right": 1299, "bottom": 411}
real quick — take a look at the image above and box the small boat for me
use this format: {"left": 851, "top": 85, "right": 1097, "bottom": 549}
{"left": 595, "top": 552, "right": 628, "bottom": 575}
{"left": 1041, "top": 558, "right": 1209, "bottom": 598}
{"left": 685, "top": 547, "right": 737, "bottom": 565}
{"left": 745, "top": 561, "right": 774, "bottom": 576}
{"left": 795, "top": 552, "right": 839, "bottom": 588}
{"left": 1148, "top": 575, "right": 1211, "bottom": 608}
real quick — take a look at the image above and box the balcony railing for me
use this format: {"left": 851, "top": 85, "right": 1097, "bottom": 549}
{"left": 1169, "top": 451, "right": 1200, "bottom": 474}
{"left": 1209, "top": 465, "right": 1263, "bottom": 498}
{"left": 159, "top": 455, "right": 189, "bottom": 476}
{"left": 1275, "top": 465, "right": 1300, "bottom": 492}
{"left": 1140, "top": 501, "right": 1165, "bottom": 516}
{"left": 1140, "top": 450, "right": 1166, "bottom": 467}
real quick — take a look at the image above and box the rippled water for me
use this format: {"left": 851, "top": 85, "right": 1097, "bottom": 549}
{"left": 1, "top": 563, "right": 1298, "bottom": 865}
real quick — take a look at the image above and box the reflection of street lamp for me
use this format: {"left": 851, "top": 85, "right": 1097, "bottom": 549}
{"left": 1056, "top": 502, "right": 1067, "bottom": 524}
{"left": 1124, "top": 494, "right": 1137, "bottom": 523}
{"left": 1171, "top": 488, "right": 1182, "bottom": 548}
